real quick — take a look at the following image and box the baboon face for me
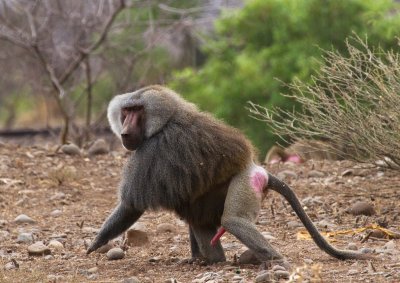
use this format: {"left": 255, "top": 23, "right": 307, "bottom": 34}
{"left": 120, "top": 105, "right": 145, "bottom": 151}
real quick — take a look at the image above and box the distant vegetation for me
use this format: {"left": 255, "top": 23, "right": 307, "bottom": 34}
{"left": 171, "top": 0, "right": 400, "bottom": 153}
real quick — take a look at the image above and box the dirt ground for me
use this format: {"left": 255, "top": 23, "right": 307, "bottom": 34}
{"left": 0, "top": 142, "right": 399, "bottom": 283}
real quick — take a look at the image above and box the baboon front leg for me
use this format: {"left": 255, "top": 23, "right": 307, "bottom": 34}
{"left": 221, "top": 166, "right": 284, "bottom": 262}
{"left": 191, "top": 225, "right": 226, "bottom": 264}
{"left": 189, "top": 226, "right": 201, "bottom": 259}
{"left": 87, "top": 202, "right": 143, "bottom": 254}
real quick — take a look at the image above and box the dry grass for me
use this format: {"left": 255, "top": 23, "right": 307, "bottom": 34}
{"left": 249, "top": 36, "right": 400, "bottom": 169}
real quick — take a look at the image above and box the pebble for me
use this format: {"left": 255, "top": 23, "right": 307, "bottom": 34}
{"left": 88, "top": 139, "right": 109, "bottom": 155}
{"left": 131, "top": 222, "right": 147, "bottom": 232}
{"left": 28, "top": 241, "right": 51, "bottom": 256}
{"left": 50, "top": 209, "right": 62, "bottom": 217}
{"left": 126, "top": 229, "right": 149, "bottom": 246}
{"left": 156, "top": 223, "right": 176, "bottom": 233}
{"left": 274, "top": 270, "right": 290, "bottom": 279}
{"left": 88, "top": 267, "right": 98, "bottom": 274}
{"left": 121, "top": 277, "right": 140, "bottom": 283}
{"left": 97, "top": 243, "right": 113, "bottom": 254}
{"left": 347, "top": 269, "right": 358, "bottom": 275}
{"left": 369, "top": 229, "right": 386, "bottom": 238}
{"left": 346, "top": 243, "right": 358, "bottom": 251}
{"left": 272, "top": 265, "right": 286, "bottom": 272}
{"left": 44, "top": 255, "right": 54, "bottom": 260}
{"left": 4, "top": 261, "right": 17, "bottom": 270}
{"left": 14, "top": 214, "right": 36, "bottom": 224}
{"left": 276, "top": 170, "right": 298, "bottom": 181}
{"left": 287, "top": 220, "right": 302, "bottom": 228}
{"left": 307, "top": 170, "right": 325, "bottom": 178}
{"left": 347, "top": 201, "right": 375, "bottom": 216}
{"left": 384, "top": 240, "right": 396, "bottom": 250}
{"left": 48, "top": 240, "right": 64, "bottom": 250}
{"left": 316, "top": 219, "right": 336, "bottom": 229}
{"left": 106, "top": 247, "right": 125, "bottom": 260}
{"left": 255, "top": 271, "right": 273, "bottom": 283}
{"left": 304, "top": 258, "right": 313, "bottom": 264}
{"left": 232, "top": 275, "right": 243, "bottom": 282}
{"left": 50, "top": 192, "right": 66, "bottom": 201}
{"left": 238, "top": 249, "right": 261, "bottom": 265}
{"left": 0, "top": 230, "right": 10, "bottom": 242}
{"left": 16, "top": 232, "right": 34, "bottom": 243}
{"left": 61, "top": 144, "right": 81, "bottom": 155}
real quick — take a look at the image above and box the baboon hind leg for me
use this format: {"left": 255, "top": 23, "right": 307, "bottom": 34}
{"left": 221, "top": 166, "right": 284, "bottom": 262}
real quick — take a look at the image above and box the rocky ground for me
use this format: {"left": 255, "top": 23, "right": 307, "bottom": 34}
{"left": 0, "top": 141, "right": 399, "bottom": 283}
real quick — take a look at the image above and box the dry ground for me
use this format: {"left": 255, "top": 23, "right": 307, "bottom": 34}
{"left": 0, "top": 142, "right": 399, "bottom": 282}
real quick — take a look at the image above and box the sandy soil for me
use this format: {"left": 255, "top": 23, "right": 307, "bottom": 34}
{"left": 0, "top": 142, "right": 399, "bottom": 283}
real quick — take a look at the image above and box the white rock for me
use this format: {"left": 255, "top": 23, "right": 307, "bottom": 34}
{"left": 48, "top": 240, "right": 64, "bottom": 250}
{"left": 16, "top": 232, "right": 34, "bottom": 243}
{"left": 14, "top": 214, "right": 36, "bottom": 224}
{"left": 28, "top": 241, "right": 51, "bottom": 256}
{"left": 384, "top": 240, "right": 396, "bottom": 250}
{"left": 50, "top": 209, "right": 62, "bottom": 217}
{"left": 106, "top": 248, "right": 125, "bottom": 260}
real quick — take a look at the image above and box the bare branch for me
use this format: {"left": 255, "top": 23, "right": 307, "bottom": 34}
{"left": 59, "top": 0, "right": 126, "bottom": 84}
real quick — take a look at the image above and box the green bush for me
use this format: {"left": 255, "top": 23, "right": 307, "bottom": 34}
{"left": 170, "top": 0, "right": 400, "bottom": 155}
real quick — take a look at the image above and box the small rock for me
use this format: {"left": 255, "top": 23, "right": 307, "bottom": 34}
{"left": 4, "top": 261, "right": 18, "bottom": 270}
{"left": 272, "top": 265, "right": 286, "bottom": 272}
{"left": 238, "top": 249, "right": 261, "bottom": 265}
{"left": 48, "top": 240, "right": 63, "bottom": 250}
{"left": 341, "top": 169, "right": 353, "bottom": 177}
{"left": 14, "top": 214, "right": 36, "bottom": 224}
{"left": 164, "top": 279, "right": 179, "bottom": 283}
{"left": 347, "top": 201, "right": 376, "bottom": 216}
{"left": 88, "top": 139, "right": 109, "bottom": 156}
{"left": 255, "top": 271, "right": 273, "bottom": 283}
{"left": 287, "top": 220, "right": 302, "bottom": 228}
{"left": 131, "top": 222, "right": 147, "bottom": 232}
{"left": 50, "top": 192, "right": 66, "bottom": 201}
{"left": 121, "top": 277, "right": 140, "bottom": 283}
{"left": 347, "top": 269, "right": 358, "bottom": 275}
{"left": 106, "top": 247, "right": 125, "bottom": 260}
{"left": 88, "top": 267, "right": 98, "bottom": 274}
{"left": 274, "top": 270, "right": 290, "bottom": 279}
{"left": 28, "top": 241, "right": 51, "bottom": 256}
{"left": 0, "top": 230, "right": 10, "bottom": 242}
{"left": 82, "top": 227, "right": 99, "bottom": 234}
{"left": 97, "top": 243, "right": 113, "bottom": 254}
{"left": 44, "top": 255, "right": 54, "bottom": 260}
{"left": 384, "top": 240, "right": 396, "bottom": 250}
{"left": 232, "top": 275, "right": 243, "bottom": 282}
{"left": 316, "top": 219, "right": 336, "bottom": 229}
{"left": 276, "top": 170, "right": 298, "bottom": 181}
{"left": 50, "top": 209, "right": 62, "bottom": 217}
{"left": 156, "top": 223, "right": 176, "bottom": 233}
{"left": 126, "top": 229, "right": 149, "bottom": 246}
{"left": 346, "top": 243, "right": 358, "bottom": 251}
{"left": 16, "top": 232, "right": 34, "bottom": 244}
{"left": 304, "top": 258, "right": 313, "bottom": 264}
{"left": 61, "top": 144, "right": 81, "bottom": 155}
{"left": 369, "top": 229, "right": 386, "bottom": 238}
{"left": 307, "top": 170, "right": 325, "bottom": 178}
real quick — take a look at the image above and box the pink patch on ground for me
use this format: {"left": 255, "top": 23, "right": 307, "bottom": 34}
{"left": 285, "top": 154, "right": 303, "bottom": 164}
{"left": 250, "top": 168, "right": 268, "bottom": 196}
{"left": 210, "top": 227, "right": 226, "bottom": 246}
